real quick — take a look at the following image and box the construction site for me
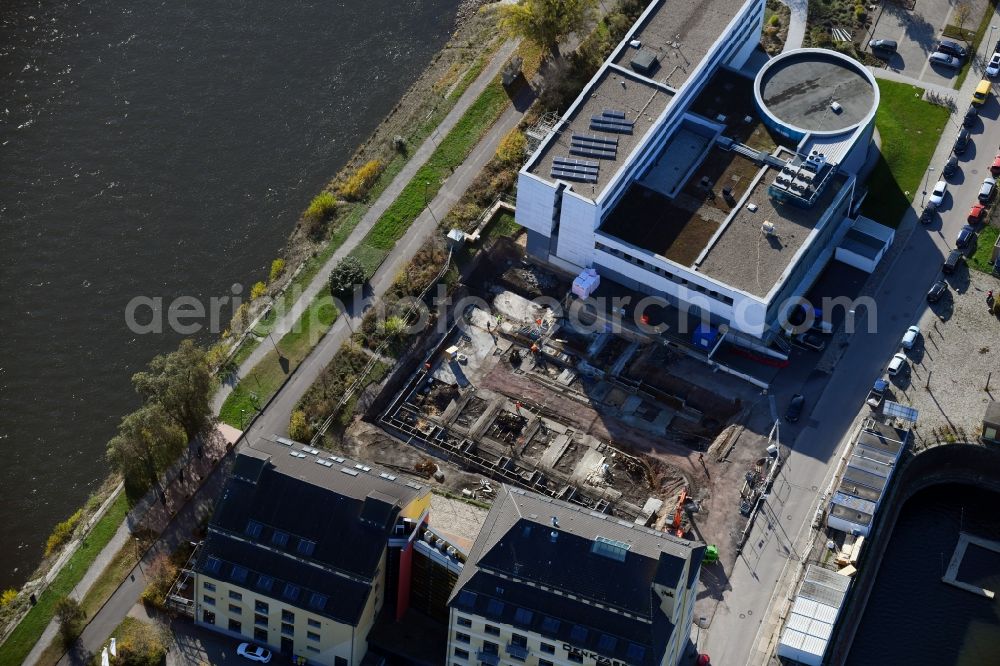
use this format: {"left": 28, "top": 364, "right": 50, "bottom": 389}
{"left": 332, "top": 243, "right": 783, "bottom": 579}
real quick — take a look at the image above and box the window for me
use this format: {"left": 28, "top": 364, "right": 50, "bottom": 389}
{"left": 456, "top": 615, "right": 472, "bottom": 628}
{"left": 254, "top": 627, "right": 268, "bottom": 642}
{"left": 570, "top": 625, "right": 588, "bottom": 643}
{"left": 540, "top": 617, "right": 560, "bottom": 634}
{"left": 297, "top": 539, "right": 317, "bottom": 557}
{"left": 255, "top": 600, "right": 269, "bottom": 614}
{"left": 271, "top": 530, "right": 289, "bottom": 548}
{"left": 513, "top": 608, "right": 533, "bottom": 626}
{"left": 454, "top": 648, "right": 470, "bottom": 660}
{"left": 307, "top": 646, "right": 320, "bottom": 654}
{"left": 540, "top": 643, "right": 555, "bottom": 655}
{"left": 482, "top": 641, "right": 499, "bottom": 655}
{"left": 229, "top": 590, "right": 243, "bottom": 601}
{"left": 485, "top": 624, "right": 500, "bottom": 637}
{"left": 282, "top": 623, "right": 294, "bottom": 637}
{"left": 568, "top": 651, "right": 584, "bottom": 664}
{"left": 255, "top": 614, "right": 268, "bottom": 627}
{"left": 202, "top": 594, "right": 216, "bottom": 606}
{"left": 205, "top": 557, "right": 222, "bottom": 574}
{"left": 455, "top": 632, "right": 471, "bottom": 644}
{"left": 202, "top": 609, "right": 216, "bottom": 625}
{"left": 987, "top": 426, "right": 998, "bottom": 440}
{"left": 335, "top": 658, "right": 348, "bottom": 666}
{"left": 245, "top": 520, "right": 263, "bottom": 538}
{"left": 231, "top": 565, "right": 248, "bottom": 584}
{"left": 283, "top": 583, "right": 300, "bottom": 602}
{"left": 282, "top": 609, "right": 295, "bottom": 623}
{"left": 307, "top": 631, "right": 320, "bottom": 642}
{"left": 203, "top": 581, "right": 216, "bottom": 592}
{"left": 540, "top": 661, "right": 554, "bottom": 666}
{"left": 228, "top": 619, "right": 242, "bottom": 633}
{"left": 229, "top": 604, "right": 242, "bottom": 614}
{"left": 510, "top": 634, "right": 527, "bottom": 647}
{"left": 308, "top": 618, "right": 321, "bottom": 629}
{"left": 257, "top": 575, "right": 274, "bottom": 593}
{"left": 309, "top": 592, "right": 328, "bottom": 610}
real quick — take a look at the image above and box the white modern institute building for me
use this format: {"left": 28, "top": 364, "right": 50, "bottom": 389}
{"left": 516, "top": 0, "right": 884, "bottom": 344}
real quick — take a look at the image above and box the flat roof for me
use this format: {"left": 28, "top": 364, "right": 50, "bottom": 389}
{"left": 759, "top": 52, "right": 876, "bottom": 132}
{"left": 529, "top": 67, "right": 673, "bottom": 198}
{"left": 696, "top": 170, "right": 848, "bottom": 298}
{"left": 610, "top": 0, "right": 750, "bottom": 89}
{"left": 840, "top": 228, "right": 885, "bottom": 260}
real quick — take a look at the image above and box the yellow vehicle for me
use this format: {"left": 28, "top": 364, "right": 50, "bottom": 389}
{"left": 973, "top": 79, "right": 992, "bottom": 105}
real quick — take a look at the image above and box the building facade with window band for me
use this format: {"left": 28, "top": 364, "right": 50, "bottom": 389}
{"left": 192, "top": 437, "right": 432, "bottom": 666}
{"left": 446, "top": 486, "right": 704, "bottom": 666}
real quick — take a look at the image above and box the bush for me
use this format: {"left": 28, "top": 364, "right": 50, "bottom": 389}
{"left": 337, "top": 159, "right": 384, "bottom": 201}
{"left": 305, "top": 192, "right": 337, "bottom": 221}
{"left": 329, "top": 256, "right": 366, "bottom": 297}
{"left": 139, "top": 554, "right": 176, "bottom": 611}
{"left": 114, "top": 617, "right": 168, "bottom": 666}
{"left": 496, "top": 128, "right": 527, "bottom": 165}
{"left": 768, "top": 14, "right": 781, "bottom": 27}
{"left": 289, "top": 410, "right": 310, "bottom": 441}
{"left": 250, "top": 281, "right": 267, "bottom": 300}
{"left": 1, "top": 589, "right": 16, "bottom": 607}
{"left": 269, "top": 258, "right": 286, "bottom": 283}
{"left": 45, "top": 509, "right": 83, "bottom": 558}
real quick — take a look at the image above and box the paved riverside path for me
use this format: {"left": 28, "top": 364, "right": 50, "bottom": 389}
{"left": 48, "top": 45, "right": 537, "bottom": 666}
{"left": 780, "top": 0, "right": 807, "bottom": 51}
{"left": 212, "top": 38, "right": 518, "bottom": 414}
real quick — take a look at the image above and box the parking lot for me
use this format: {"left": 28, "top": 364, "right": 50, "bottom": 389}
{"left": 865, "top": 0, "right": 992, "bottom": 88}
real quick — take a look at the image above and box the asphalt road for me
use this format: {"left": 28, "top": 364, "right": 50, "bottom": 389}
{"left": 700, "top": 63, "right": 1000, "bottom": 665}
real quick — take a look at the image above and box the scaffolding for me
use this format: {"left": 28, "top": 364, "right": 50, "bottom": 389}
{"left": 164, "top": 541, "right": 203, "bottom": 618}
{"left": 525, "top": 112, "right": 560, "bottom": 155}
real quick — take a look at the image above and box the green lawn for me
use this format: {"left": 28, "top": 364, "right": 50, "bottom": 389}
{"left": 860, "top": 80, "right": 951, "bottom": 227}
{"left": 969, "top": 224, "right": 1000, "bottom": 272}
{"left": 219, "top": 293, "right": 338, "bottom": 428}
{"left": 0, "top": 493, "right": 129, "bottom": 665}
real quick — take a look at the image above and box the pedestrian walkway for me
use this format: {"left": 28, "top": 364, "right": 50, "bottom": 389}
{"left": 781, "top": 0, "right": 807, "bottom": 51}
{"left": 870, "top": 65, "right": 961, "bottom": 99}
{"left": 212, "top": 38, "right": 519, "bottom": 414}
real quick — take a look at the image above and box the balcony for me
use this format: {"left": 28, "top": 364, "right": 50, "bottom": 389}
{"left": 506, "top": 643, "right": 530, "bottom": 661}
{"left": 476, "top": 651, "right": 501, "bottom": 666}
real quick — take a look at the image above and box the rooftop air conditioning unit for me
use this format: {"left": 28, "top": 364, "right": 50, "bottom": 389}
{"left": 762, "top": 221, "right": 776, "bottom": 236}
{"left": 830, "top": 101, "right": 843, "bottom": 113}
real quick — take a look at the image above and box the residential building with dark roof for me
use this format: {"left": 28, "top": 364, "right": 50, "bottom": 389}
{"left": 192, "top": 437, "right": 431, "bottom": 665}
{"left": 446, "top": 486, "right": 704, "bottom": 666}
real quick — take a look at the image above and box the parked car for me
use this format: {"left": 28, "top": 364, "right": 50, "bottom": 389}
{"left": 991, "top": 154, "right": 1000, "bottom": 176}
{"left": 969, "top": 202, "right": 987, "bottom": 223}
{"left": 887, "top": 352, "right": 908, "bottom": 376}
{"left": 955, "top": 127, "right": 971, "bottom": 154}
{"left": 956, "top": 224, "right": 976, "bottom": 248}
{"left": 920, "top": 206, "right": 935, "bottom": 224}
{"left": 797, "top": 332, "right": 827, "bottom": 352}
{"left": 943, "top": 249, "right": 964, "bottom": 274}
{"left": 944, "top": 154, "right": 960, "bottom": 177}
{"left": 979, "top": 176, "right": 996, "bottom": 203}
{"left": 937, "top": 39, "right": 968, "bottom": 59}
{"left": 870, "top": 39, "right": 897, "bottom": 54}
{"left": 965, "top": 105, "right": 979, "bottom": 128}
{"left": 987, "top": 53, "right": 1000, "bottom": 78}
{"left": 901, "top": 325, "right": 920, "bottom": 350}
{"left": 927, "top": 280, "right": 948, "bottom": 303}
{"left": 237, "top": 644, "right": 273, "bottom": 663}
{"left": 929, "top": 52, "right": 962, "bottom": 69}
{"left": 974, "top": 79, "right": 993, "bottom": 106}
{"left": 928, "top": 179, "right": 948, "bottom": 208}
{"left": 785, "top": 394, "right": 805, "bottom": 423}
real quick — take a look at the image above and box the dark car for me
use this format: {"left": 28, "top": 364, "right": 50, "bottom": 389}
{"left": 956, "top": 224, "right": 976, "bottom": 248}
{"left": 943, "top": 249, "right": 964, "bottom": 274}
{"left": 943, "top": 154, "right": 960, "bottom": 177}
{"left": 965, "top": 105, "right": 979, "bottom": 128}
{"left": 930, "top": 52, "right": 962, "bottom": 70}
{"left": 797, "top": 332, "right": 827, "bottom": 352}
{"left": 955, "top": 127, "right": 971, "bottom": 154}
{"left": 938, "top": 39, "right": 968, "bottom": 59}
{"left": 870, "top": 39, "right": 897, "bottom": 54}
{"left": 920, "top": 206, "right": 935, "bottom": 224}
{"left": 785, "top": 394, "right": 806, "bottom": 423}
{"left": 927, "top": 280, "right": 948, "bottom": 303}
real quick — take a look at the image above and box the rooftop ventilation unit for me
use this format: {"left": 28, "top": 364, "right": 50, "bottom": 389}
{"left": 830, "top": 101, "right": 843, "bottom": 113}
{"left": 762, "top": 221, "right": 776, "bottom": 236}
{"left": 630, "top": 49, "right": 659, "bottom": 76}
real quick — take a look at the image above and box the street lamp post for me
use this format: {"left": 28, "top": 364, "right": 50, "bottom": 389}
{"left": 134, "top": 537, "right": 144, "bottom": 576}
{"left": 922, "top": 166, "right": 935, "bottom": 206}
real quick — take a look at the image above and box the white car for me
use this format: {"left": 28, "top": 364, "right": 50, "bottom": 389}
{"left": 901, "top": 325, "right": 920, "bottom": 350}
{"left": 237, "top": 643, "right": 273, "bottom": 663}
{"left": 988, "top": 52, "right": 1000, "bottom": 78}
{"left": 887, "top": 352, "right": 908, "bottom": 376}
{"left": 928, "top": 179, "right": 948, "bottom": 208}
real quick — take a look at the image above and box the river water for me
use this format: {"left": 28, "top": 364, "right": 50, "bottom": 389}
{"left": 847, "top": 484, "right": 1000, "bottom": 665}
{"left": 0, "top": 0, "right": 462, "bottom": 588}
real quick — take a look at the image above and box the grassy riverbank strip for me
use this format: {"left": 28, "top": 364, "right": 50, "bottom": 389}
{"left": 0, "top": 493, "right": 129, "bottom": 665}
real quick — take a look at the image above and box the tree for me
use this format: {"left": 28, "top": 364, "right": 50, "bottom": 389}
{"left": 55, "top": 597, "right": 85, "bottom": 644}
{"left": 954, "top": 1, "right": 972, "bottom": 33}
{"left": 115, "top": 617, "right": 168, "bottom": 666}
{"left": 132, "top": 339, "right": 213, "bottom": 440}
{"left": 500, "top": 0, "right": 598, "bottom": 60}
{"left": 496, "top": 128, "right": 527, "bottom": 165}
{"left": 329, "top": 256, "right": 366, "bottom": 298}
{"left": 107, "top": 403, "right": 187, "bottom": 501}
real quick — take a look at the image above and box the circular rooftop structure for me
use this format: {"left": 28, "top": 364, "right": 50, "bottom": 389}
{"left": 754, "top": 48, "right": 878, "bottom": 141}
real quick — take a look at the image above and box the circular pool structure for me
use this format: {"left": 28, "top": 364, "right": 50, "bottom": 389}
{"left": 753, "top": 48, "right": 879, "bottom": 143}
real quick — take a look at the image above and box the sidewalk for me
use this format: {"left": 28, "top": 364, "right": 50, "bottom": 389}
{"left": 780, "top": 0, "right": 807, "bottom": 51}
{"left": 212, "top": 38, "right": 519, "bottom": 414}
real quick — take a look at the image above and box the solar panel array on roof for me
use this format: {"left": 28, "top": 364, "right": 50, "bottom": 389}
{"left": 570, "top": 133, "right": 618, "bottom": 160}
{"left": 551, "top": 157, "right": 599, "bottom": 183}
{"left": 591, "top": 110, "right": 634, "bottom": 134}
